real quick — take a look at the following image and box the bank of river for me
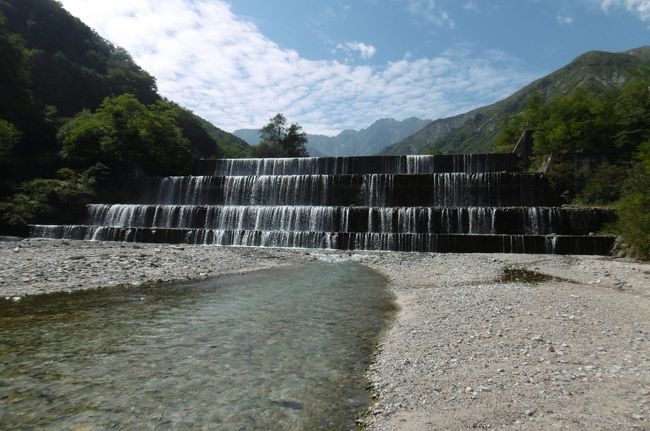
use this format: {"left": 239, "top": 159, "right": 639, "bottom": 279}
{"left": 0, "top": 239, "right": 314, "bottom": 298}
{"left": 1, "top": 239, "right": 649, "bottom": 430}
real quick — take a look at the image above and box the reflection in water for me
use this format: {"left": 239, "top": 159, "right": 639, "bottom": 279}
{"left": 0, "top": 262, "right": 395, "bottom": 430}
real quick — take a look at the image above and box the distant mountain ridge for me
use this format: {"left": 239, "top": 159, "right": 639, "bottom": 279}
{"left": 235, "top": 117, "right": 431, "bottom": 157}
{"left": 381, "top": 46, "right": 650, "bottom": 155}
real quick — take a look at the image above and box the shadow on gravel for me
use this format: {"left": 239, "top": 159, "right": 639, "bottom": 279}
{"left": 498, "top": 268, "right": 575, "bottom": 284}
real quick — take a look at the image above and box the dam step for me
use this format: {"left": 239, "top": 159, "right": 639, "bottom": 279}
{"left": 82, "top": 204, "right": 615, "bottom": 236}
{"left": 140, "top": 173, "right": 558, "bottom": 207}
{"left": 29, "top": 225, "right": 616, "bottom": 255}
{"left": 196, "top": 153, "right": 521, "bottom": 176}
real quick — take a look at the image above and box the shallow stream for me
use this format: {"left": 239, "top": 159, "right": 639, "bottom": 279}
{"left": 0, "top": 261, "right": 394, "bottom": 430}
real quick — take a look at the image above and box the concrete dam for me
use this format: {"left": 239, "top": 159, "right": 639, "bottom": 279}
{"left": 30, "top": 154, "right": 616, "bottom": 254}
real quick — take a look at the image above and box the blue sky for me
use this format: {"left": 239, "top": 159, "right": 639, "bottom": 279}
{"left": 58, "top": 0, "right": 649, "bottom": 135}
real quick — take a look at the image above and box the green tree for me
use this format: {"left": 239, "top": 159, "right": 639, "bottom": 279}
{"left": 0, "top": 167, "right": 97, "bottom": 225}
{"left": 283, "top": 123, "right": 309, "bottom": 157}
{"left": 255, "top": 113, "right": 309, "bottom": 157}
{"left": 58, "top": 94, "right": 191, "bottom": 174}
{"left": 169, "top": 104, "right": 223, "bottom": 159}
{"left": 615, "top": 140, "right": 650, "bottom": 258}
{"left": 494, "top": 92, "right": 545, "bottom": 153}
{"left": 532, "top": 87, "right": 612, "bottom": 155}
{"left": 0, "top": 118, "right": 20, "bottom": 158}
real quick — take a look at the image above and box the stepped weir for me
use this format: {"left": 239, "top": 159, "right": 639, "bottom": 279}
{"left": 30, "top": 154, "right": 616, "bottom": 254}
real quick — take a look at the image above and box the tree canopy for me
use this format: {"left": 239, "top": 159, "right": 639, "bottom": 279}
{"left": 494, "top": 70, "right": 650, "bottom": 258}
{"left": 253, "top": 113, "right": 309, "bottom": 158}
{"left": 58, "top": 94, "right": 192, "bottom": 175}
{"left": 495, "top": 69, "right": 650, "bottom": 157}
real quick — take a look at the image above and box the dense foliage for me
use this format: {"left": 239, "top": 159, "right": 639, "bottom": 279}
{"left": 252, "top": 114, "right": 309, "bottom": 158}
{"left": 495, "top": 71, "right": 650, "bottom": 258}
{"left": 59, "top": 94, "right": 192, "bottom": 174}
{"left": 0, "top": 0, "right": 247, "bottom": 226}
{"left": 0, "top": 167, "right": 99, "bottom": 225}
{"left": 615, "top": 141, "right": 650, "bottom": 258}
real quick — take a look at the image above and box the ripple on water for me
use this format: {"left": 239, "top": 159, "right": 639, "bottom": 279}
{"left": 0, "top": 262, "right": 395, "bottom": 430}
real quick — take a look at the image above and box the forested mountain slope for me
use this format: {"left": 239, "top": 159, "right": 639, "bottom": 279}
{"left": 0, "top": 0, "right": 247, "bottom": 225}
{"left": 382, "top": 47, "right": 650, "bottom": 155}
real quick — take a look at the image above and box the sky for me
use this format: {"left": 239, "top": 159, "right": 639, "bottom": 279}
{"left": 58, "top": 0, "right": 649, "bottom": 136}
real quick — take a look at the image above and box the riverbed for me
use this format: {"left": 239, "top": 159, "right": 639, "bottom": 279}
{"left": 1, "top": 239, "right": 649, "bottom": 430}
{"left": 1, "top": 259, "right": 395, "bottom": 430}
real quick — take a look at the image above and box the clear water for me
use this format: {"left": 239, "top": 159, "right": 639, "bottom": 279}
{"left": 0, "top": 262, "right": 395, "bottom": 430}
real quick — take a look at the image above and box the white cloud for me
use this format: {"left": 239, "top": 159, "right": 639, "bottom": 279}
{"left": 406, "top": 0, "right": 456, "bottom": 29}
{"left": 557, "top": 14, "right": 575, "bottom": 24}
{"left": 600, "top": 0, "right": 650, "bottom": 20}
{"left": 58, "top": 0, "right": 535, "bottom": 135}
{"left": 463, "top": 2, "right": 480, "bottom": 13}
{"left": 335, "top": 41, "right": 377, "bottom": 60}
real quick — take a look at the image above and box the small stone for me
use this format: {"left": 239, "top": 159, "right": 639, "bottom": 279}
{"left": 525, "top": 409, "right": 536, "bottom": 417}
{"left": 465, "top": 386, "right": 473, "bottom": 393}
{"left": 12, "top": 247, "right": 19, "bottom": 253}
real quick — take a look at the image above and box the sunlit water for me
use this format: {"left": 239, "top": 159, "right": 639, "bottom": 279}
{"left": 0, "top": 262, "right": 395, "bottom": 430}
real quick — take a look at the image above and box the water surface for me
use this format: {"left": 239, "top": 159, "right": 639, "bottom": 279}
{"left": 0, "top": 261, "right": 394, "bottom": 430}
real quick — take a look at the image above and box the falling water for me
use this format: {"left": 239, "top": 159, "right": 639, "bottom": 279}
{"left": 30, "top": 153, "right": 616, "bottom": 254}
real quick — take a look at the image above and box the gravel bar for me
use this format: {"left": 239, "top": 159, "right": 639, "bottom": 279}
{"left": 0, "top": 238, "right": 314, "bottom": 298}
{"left": 348, "top": 252, "right": 650, "bottom": 431}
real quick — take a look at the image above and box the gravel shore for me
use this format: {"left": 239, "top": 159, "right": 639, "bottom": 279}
{"left": 0, "top": 238, "right": 314, "bottom": 298}
{"left": 2, "top": 239, "right": 648, "bottom": 430}
{"left": 352, "top": 252, "right": 650, "bottom": 431}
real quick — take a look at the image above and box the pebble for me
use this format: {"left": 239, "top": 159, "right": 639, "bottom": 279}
{"left": 0, "top": 240, "right": 314, "bottom": 298}
{"left": 359, "top": 252, "right": 650, "bottom": 431}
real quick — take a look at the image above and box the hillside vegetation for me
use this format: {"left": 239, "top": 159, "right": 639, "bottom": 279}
{"left": 382, "top": 47, "right": 650, "bottom": 155}
{"left": 495, "top": 70, "right": 650, "bottom": 258}
{"left": 0, "top": 0, "right": 247, "bottom": 226}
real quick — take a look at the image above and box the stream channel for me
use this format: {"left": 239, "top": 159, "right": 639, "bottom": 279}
{"left": 0, "top": 261, "right": 395, "bottom": 430}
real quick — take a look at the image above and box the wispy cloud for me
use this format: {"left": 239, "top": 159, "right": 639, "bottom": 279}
{"left": 463, "top": 1, "right": 480, "bottom": 13}
{"left": 335, "top": 41, "right": 377, "bottom": 60}
{"left": 406, "top": 0, "right": 456, "bottom": 28}
{"left": 557, "top": 14, "right": 574, "bottom": 24}
{"left": 600, "top": 0, "right": 650, "bottom": 21}
{"left": 58, "top": 0, "right": 535, "bottom": 135}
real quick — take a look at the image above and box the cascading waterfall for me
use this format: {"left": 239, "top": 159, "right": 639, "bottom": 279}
{"left": 82, "top": 204, "right": 612, "bottom": 236}
{"left": 30, "top": 154, "right": 616, "bottom": 254}
{"left": 205, "top": 153, "right": 521, "bottom": 176}
{"left": 150, "top": 173, "right": 556, "bottom": 207}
